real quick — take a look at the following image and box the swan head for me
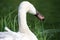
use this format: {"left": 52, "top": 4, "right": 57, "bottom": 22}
{"left": 27, "top": 2, "right": 45, "bottom": 21}
{"left": 29, "top": 9, "right": 45, "bottom": 21}
{"left": 19, "top": 1, "right": 45, "bottom": 21}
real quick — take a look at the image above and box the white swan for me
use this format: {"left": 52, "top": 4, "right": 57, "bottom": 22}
{"left": 0, "top": 1, "right": 44, "bottom": 40}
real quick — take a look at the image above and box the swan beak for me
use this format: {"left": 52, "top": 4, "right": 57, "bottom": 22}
{"left": 35, "top": 11, "right": 45, "bottom": 21}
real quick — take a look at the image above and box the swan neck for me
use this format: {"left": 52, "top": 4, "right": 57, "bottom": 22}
{"left": 18, "top": 11, "right": 30, "bottom": 33}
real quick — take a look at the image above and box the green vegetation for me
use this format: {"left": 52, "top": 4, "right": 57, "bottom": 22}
{"left": 0, "top": 0, "right": 60, "bottom": 40}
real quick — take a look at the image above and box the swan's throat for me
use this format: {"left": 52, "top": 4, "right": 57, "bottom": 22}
{"left": 18, "top": 11, "right": 31, "bottom": 33}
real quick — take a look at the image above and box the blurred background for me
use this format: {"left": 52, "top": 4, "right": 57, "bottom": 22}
{"left": 0, "top": 0, "right": 60, "bottom": 40}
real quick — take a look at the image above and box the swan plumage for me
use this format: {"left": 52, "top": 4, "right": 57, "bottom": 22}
{"left": 0, "top": 1, "right": 44, "bottom": 40}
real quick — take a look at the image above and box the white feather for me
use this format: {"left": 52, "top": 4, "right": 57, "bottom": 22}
{"left": 0, "top": 1, "right": 38, "bottom": 40}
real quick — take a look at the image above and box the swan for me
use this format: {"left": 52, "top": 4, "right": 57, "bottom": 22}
{"left": 0, "top": 1, "right": 44, "bottom": 40}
